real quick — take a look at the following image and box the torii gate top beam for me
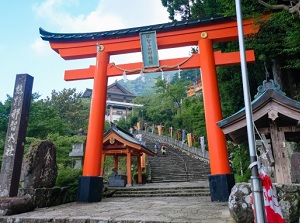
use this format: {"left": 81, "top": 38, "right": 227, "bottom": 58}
{"left": 39, "top": 16, "right": 258, "bottom": 60}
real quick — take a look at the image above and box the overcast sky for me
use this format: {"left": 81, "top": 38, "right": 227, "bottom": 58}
{"left": 0, "top": 0, "right": 192, "bottom": 102}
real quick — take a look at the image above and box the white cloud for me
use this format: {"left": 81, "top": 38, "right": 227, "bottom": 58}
{"left": 30, "top": 38, "right": 53, "bottom": 56}
{"left": 61, "top": 12, "right": 125, "bottom": 33}
{"left": 32, "top": 0, "right": 171, "bottom": 33}
{"left": 32, "top": 0, "right": 128, "bottom": 33}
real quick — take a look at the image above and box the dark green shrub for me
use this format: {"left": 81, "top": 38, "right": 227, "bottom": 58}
{"left": 228, "top": 142, "right": 251, "bottom": 183}
{"left": 56, "top": 168, "right": 82, "bottom": 201}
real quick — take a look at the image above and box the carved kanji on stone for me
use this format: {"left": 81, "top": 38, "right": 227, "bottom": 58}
{"left": 20, "top": 141, "right": 58, "bottom": 189}
{"left": 0, "top": 74, "right": 33, "bottom": 197}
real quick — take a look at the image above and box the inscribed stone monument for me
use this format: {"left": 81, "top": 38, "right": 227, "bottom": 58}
{"left": 0, "top": 74, "right": 33, "bottom": 197}
{"left": 20, "top": 141, "right": 57, "bottom": 189}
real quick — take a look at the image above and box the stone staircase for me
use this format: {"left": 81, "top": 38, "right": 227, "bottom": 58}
{"left": 111, "top": 184, "right": 210, "bottom": 197}
{"left": 143, "top": 134, "right": 211, "bottom": 183}
{"left": 108, "top": 134, "right": 212, "bottom": 198}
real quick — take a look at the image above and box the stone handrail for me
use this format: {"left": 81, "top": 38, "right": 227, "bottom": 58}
{"left": 141, "top": 131, "right": 210, "bottom": 163}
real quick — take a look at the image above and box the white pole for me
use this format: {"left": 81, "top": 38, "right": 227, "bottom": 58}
{"left": 235, "top": 1, "right": 266, "bottom": 222}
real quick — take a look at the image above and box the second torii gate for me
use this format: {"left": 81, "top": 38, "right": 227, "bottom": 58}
{"left": 40, "top": 15, "right": 259, "bottom": 202}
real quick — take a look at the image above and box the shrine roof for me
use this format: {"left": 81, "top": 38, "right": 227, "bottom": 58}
{"left": 217, "top": 80, "right": 300, "bottom": 144}
{"left": 108, "top": 81, "right": 135, "bottom": 96}
{"left": 82, "top": 82, "right": 135, "bottom": 98}
{"left": 39, "top": 16, "right": 233, "bottom": 42}
{"left": 104, "top": 124, "right": 154, "bottom": 156}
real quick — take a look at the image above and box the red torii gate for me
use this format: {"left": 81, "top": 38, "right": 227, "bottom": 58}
{"left": 40, "top": 16, "right": 258, "bottom": 202}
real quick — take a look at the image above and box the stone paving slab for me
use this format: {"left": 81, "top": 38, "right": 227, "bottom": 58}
{"left": 0, "top": 181, "right": 235, "bottom": 223}
{"left": 0, "top": 196, "right": 235, "bottom": 223}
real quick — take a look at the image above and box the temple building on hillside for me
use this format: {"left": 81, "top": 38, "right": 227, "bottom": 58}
{"left": 187, "top": 77, "right": 202, "bottom": 97}
{"left": 82, "top": 81, "right": 143, "bottom": 122}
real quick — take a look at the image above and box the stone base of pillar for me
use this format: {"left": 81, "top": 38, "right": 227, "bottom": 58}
{"left": 77, "top": 176, "right": 103, "bottom": 202}
{"left": 209, "top": 174, "right": 235, "bottom": 202}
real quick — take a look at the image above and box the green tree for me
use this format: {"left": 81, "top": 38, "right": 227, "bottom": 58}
{"left": 0, "top": 96, "right": 12, "bottom": 159}
{"left": 174, "top": 96, "right": 206, "bottom": 137}
{"left": 159, "top": 0, "right": 300, "bottom": 184}
{"left": 228, "top": 142, "right": 251, "bottom": 182}
{"left": 161, "top": 0, "right": 192, "bottom": 20}
{"left": 44, "top": 88, "right": 90, "bottom": 135}
{"left": 27, "top": 96, "right": 68, "bottom": 139}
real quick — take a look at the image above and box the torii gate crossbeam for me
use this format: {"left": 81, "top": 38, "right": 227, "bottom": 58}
{"left": 40, "top": 16, "right": 259, "bottom": 202}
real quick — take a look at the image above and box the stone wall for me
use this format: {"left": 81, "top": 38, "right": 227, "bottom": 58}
{"left": 229, "top": 183, "right": 300, "bottom": 223}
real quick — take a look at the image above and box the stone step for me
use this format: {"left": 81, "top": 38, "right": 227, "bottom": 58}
{"left": 113, "top": 192, "right": 210, "bottom": 197}
{"left": 111, "top": 186, "right": 210, "bottom": 197}
{"left": 150, "top": 171, "right": 209, "bottom": 176}
{"left": 110, "top": 185, "right": 208, "bottom": 191}
{"left": 115, "top": 188, "right": 209, "bottom": 195}
{"left": 150, "top": 179, "right": 188, "bottom": 183}
{"left": 150, "top": 174, "right": 209, "bottom": 181}
{"left": 151, "top": 175, "right": 207, "bottom": 179}
{"left": 144, "top": 134, "right": 210, "bottom": 184}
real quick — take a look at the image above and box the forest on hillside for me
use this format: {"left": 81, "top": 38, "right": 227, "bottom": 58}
{"left": 0, "top": 0, "right": 299, "bottom": 187}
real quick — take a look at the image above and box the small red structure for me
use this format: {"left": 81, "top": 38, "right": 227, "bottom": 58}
{"left": 102, "top": 124, "right": 154, "bottom": 186}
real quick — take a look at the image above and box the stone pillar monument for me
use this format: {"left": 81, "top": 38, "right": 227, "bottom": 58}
{"left": 0, "top": 74, "right": 33, "bottom": 197}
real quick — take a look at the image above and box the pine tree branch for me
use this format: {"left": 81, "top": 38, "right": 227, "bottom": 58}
{"left": 258, "top": 0, "right": 290, "bottom": 10}
{"left": 258, "top": 0, "right": 300, "bottom": 15}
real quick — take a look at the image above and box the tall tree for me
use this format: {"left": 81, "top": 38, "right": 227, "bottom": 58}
{"left": 0, "top": 96, "right": 12, "bottom": 158}
{"left": 160, "top": 0, "right": 300, "bottom": 182}
{"left": 173, "top": 96, "right": 206, "bottom": 136}
{"left": 161, "top": 0, "right": 300, "bottom": 104}
{"left": 161, "top": 0, "right": 192, "bottom": 20}
{"left": 44, "top": 88, "right": 90, "bottom": 135}
{"left": 27, "top": 96, "right": 68, "bottom": 139}
{"left": 257, "top": 0, "right": 300, "bottom": 15}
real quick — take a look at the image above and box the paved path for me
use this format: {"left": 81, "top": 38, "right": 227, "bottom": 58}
{"left": 0, "top": 181, "right": 235, "bottom": 223}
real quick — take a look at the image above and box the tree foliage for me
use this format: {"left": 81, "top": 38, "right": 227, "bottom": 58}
{"left": 26, "top": 88, "right": 90, "bottom": 139}
{"left": 173, "top": 96, "right": 206, "bottom": 137}
{"left": 160, "top": 0, "right": 300, "bottom": 183}
{"left": 0, "top": 88, "right": 90, "bottom": 166}
{"left": 258, "top": 0, "right": 300, "bottom": 16}
{"left": 116, "top": 69, "right": 206, "bottom": 140}
{"left": 27, "top": 97, "right": 68, "bottom": 139}
{"left": 0, "top": 96, "right": 12, "bottom": 159}
{"left": 161, "top": 0, "right": 192, "bottom": 20}
{"left": 44, "top": 88, "right": 90, "bottom": 135}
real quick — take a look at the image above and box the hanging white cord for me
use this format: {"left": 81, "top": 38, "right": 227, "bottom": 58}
{"left": 140, "top": 70, "right": 145, "bottom": 82}
{"left": 253, "top": 123, "right": 269, "bottom": 154}
{"left": 122, "top": 70, "right": 128, "bottom": 83}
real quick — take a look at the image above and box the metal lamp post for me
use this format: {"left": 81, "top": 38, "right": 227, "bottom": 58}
{"left": 235, "top": 1, "right": 266, "bottom": 222}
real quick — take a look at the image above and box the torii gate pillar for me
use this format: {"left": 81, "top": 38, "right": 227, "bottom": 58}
{"left": 78, "top": 49, "right": 109, "bottom": 202}
{"left": 199, "top": 37, "right": 234, "bottom": 201}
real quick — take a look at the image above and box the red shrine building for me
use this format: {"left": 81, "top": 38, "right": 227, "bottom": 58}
{"left": 40, "top": 15, "right": 258, "bottom": 202}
